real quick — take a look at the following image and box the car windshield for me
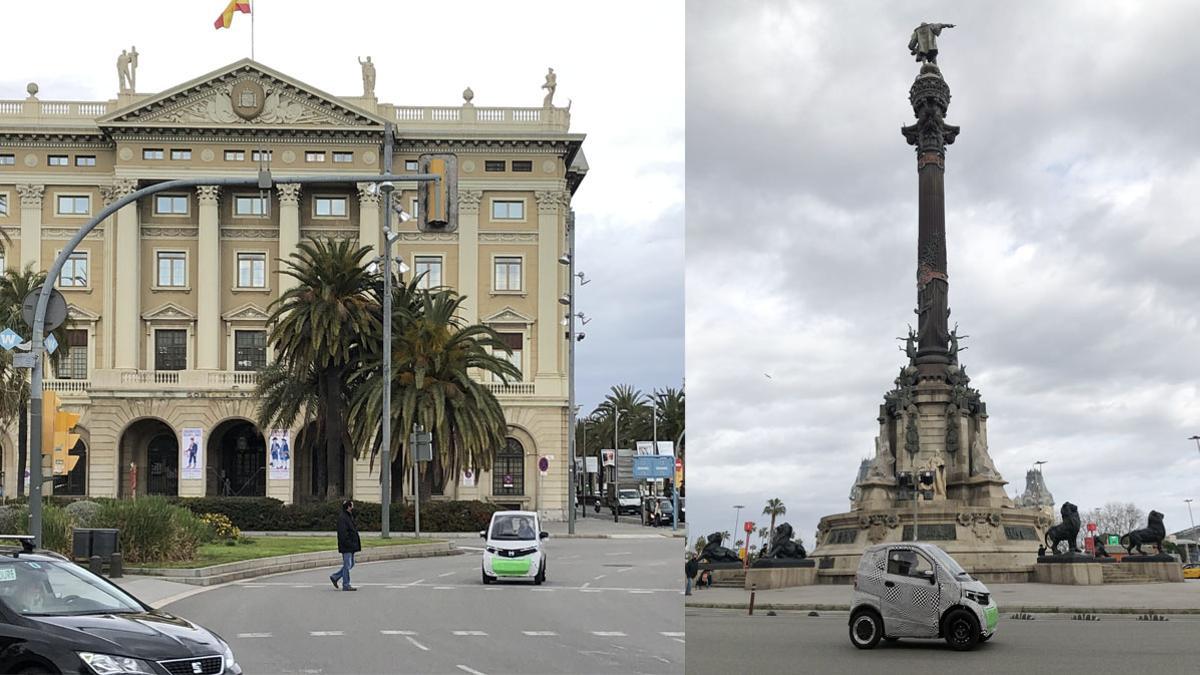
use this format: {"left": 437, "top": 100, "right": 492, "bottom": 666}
{"left": 619, "top": 490, "right": 638, "bottom": 499}
{"left": 659, "top": 501, "right": 674, "bottom": 513}
{"left": 489, "top": 514, "right": 538, "bottom": 541}
{"left": 0, "top": 560, "right": 144, "bottom": 616}
{"left": 924, "top": 546, "right": 972, "bottom": 580}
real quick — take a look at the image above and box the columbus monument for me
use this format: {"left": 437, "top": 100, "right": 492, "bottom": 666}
{"left": 811, "top": 24, "right": 1051, "bottom": 583}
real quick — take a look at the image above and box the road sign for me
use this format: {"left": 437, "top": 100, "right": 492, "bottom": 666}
{"left": 44, "top": 333, "right": 58, "bottom": 355}
{"left": 12, "top": 353, "right": 36, "bottom": 369}
{"left": 410, "top": 430, "right": 433, "bottom": 462}
{"left": 1107, "top": 535, "right": 1119, "bottom": 546}
{"left": 584, "top": 457, "right": 598, "bottom": 473}
{"left": 1087, "top": 522, "right": 1097, "bottom": 532}
{"left": 744, "top": 520, "right": 755, "bottom": 533}
{"left": 632, "top": 455, "right": 672, "bottom": 479}
{"left": 21, "top": 287, "right": 69, "bottom": 334}
{"left": 538, "top": 456, "right": 550, "bottom": 475}
{"left": 0, "top": 328, "right": 22, "bottom": 351}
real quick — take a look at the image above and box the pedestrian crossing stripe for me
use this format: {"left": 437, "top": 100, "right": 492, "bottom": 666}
{"left": 661, "top": 632, "right": 685, "bottom": 637}
{"left": 523, "top": 631, "right": 558, "bottom": 636}
{"left": 453, "top": 630, "right": 488, "bottom": 636}
{"left": 592, "top": 631, "right": 627, "bottom": 637}
{"left": 381, "top": 630, "right": 418, "bottom": 635}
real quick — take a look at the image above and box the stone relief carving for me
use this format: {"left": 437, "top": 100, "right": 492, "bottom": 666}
{"left": 196, "top": 186, "right": 221, "bottom": 205}
{"left": 221, "top": 228, "right": 278, "bottom": 240}
{"left": 276, "top": 184, "right": 302, "bottom": 206}
{"left": 15, "top": 184, "right": 45, "bottom": 209}
{"left": 969, "top": 421, "right": 1001, "bottom": 479}
{"left": 141, "top": 227, "right": 197, "bottom": 239}
{"left": 458, "top": 190, "right": 483, "bottom": 214}
{"left": 397, "top": 232, "right": 457, "bottom": 242}
{"left": 42, "top": 227, "right": 104, "bottom": 240}
{"left": 865, "top": 434, "right": 895, "bottom": 482}
{"left": 479, "top": 232, "right": 537, "bottom": 243}
{"left": 535, "top": 190, "right": 566, "bottom": 214}
{"left": 156, "top": 82, "right": 337, "bottom": 126}
{"left": 356, "top": 182, "right": 380, "bottom": 205}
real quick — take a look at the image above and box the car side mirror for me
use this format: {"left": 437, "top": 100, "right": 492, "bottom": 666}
{"left": 539, "top": 531, "right": 550, "bottom": 540}
{"left": 921, "top": 569, "right": 936, "bottom": 584}
{"left": 479, "top": 530, "right": 487, "bottom": 538}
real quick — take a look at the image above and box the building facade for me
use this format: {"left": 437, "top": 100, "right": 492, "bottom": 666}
{"left": 0, "top": 59, "right": 586, "bottom": 520}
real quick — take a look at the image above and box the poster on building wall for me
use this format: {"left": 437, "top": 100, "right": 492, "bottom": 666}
{"left": 461, "top": 468, "right": 476, "bottom": 487}
{"left": 601, "top": 449, "right": 616, "bottom": 467}
{"left": 268, "top": 429, "right": 291, "bottom": 480}
{"left": 656, "top": 441, "right": 675, "bottom": 456}
{"left": 180, "top": 428, "right": 203, "bottom": 480}
{"left": 636, "top": 441, "right": 655, "bottom": 456}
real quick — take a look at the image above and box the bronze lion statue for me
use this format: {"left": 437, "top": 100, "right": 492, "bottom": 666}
{"left": 1120, "top": 510, "right": 1166, "bottom": 556}
{"left": 767, "top": 523, "right": 807, "bottom": 559}
{"left": 1044, "top": 502, "right": 1081, "bottom": 555}
{"left": 700, "top": 532, "right": 741, "bottom": 564}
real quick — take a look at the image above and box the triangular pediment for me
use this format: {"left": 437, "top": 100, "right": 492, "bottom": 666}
{"left": 222, "top": 302, "right": 270, "bottom": 322}
{"left": 66, "top": 304, "right": 101, "bottom": 323}
{"left": 100, "top": 59, "right": 387, "bottom": 130}
{"left": 482, "top": 306, "right": 535, "bottom": 325}
{"left": 142, "top": 302, "right": 196, "bottom": 321}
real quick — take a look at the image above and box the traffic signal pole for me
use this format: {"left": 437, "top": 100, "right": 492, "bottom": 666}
{"left": 26, "top": 171, "right": 441, "bottom": 546}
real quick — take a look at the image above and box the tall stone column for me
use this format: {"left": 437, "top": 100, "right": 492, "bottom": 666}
{"left": 356, "top": 183, "right": 380, "bottom": 258}
{"left": 15, "top": 184, "right": 44, "bottom": 270}
{"left": 534, "top": 190, "right": 565, "bottom": 388}
{"left": 277, "top": 184, "right": 301, "bottom": 295}
{"left": 196, "top": 187, "right": 222, "bottom": 370}
{"left": 111, "top": 179, "right": 141, "bottom": 370}
{"left": 457, "top": 190, "right": 482, "bottom": 324}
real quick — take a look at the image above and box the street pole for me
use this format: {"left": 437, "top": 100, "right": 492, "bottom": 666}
{"left": 413, "top": 423, "right": 421, "bottom": 538}
{"left": 566, "top": 210, "right": 576, "bottom": 534}
{"left": 380, "top": 123, "right": 394, "bottom": 539}
{"left": 1190, "top": 435, "right": 1200, "bottom": 457}
{"left": 731, "top": 505, "right": 743, "bottom": 547}
{"left": 1186, "top": 499, "right": 1196, "bottom": 563}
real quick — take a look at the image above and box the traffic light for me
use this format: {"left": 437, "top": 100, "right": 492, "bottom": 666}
{"left": 418, "top": 153, "right": 457, "bottom": 232}
{"left": 41, "top": 390, "right": 81, "bottom": 476}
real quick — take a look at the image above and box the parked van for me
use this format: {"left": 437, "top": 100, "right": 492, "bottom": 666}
{"left": 848, "top": 542, "right": 998, "bottom": 651}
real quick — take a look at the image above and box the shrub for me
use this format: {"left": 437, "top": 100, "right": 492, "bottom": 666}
{"left": 169, "top": 497, "right": 501, "bottom": 532}
{"left": 65, "top": 500, "right": 103, "bottom": 528}
{"left": 0, "top": 504, "right": 72, "bottom": 556}
{"left": 198, "top": 513, "right": 241, "bottom": 543}
{"left": 172, "top": 497, "right": 284, "bottom": 530}
{"left": 0, "top": 505, "right": 26, "bottom": 535}
{"left": 92, "top": 496, "right": 208, "bottom": 563}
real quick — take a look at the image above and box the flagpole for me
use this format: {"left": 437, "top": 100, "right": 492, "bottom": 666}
{"left": 250, "top": 0, "right": 255, "bottom": 60}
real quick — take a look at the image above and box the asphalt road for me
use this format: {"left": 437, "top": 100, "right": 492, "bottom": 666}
{"left": 165, "top": 538, "right": 685, "bottom": 675}
{"left": 686, "top": 608, "right": 1200, "bottom": 674}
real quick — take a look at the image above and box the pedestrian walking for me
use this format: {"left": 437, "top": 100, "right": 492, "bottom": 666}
{"left": 1037, "top": 544, "right": 1046, "bottom": 558}
{"left": 330, "top": 500, "right": 361, "bottom": 591}
{"left": 685, "top": 553, "right": 699, "bottom": 596}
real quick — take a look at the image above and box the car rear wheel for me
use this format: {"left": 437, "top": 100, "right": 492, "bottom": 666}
{"left": 943, "top": 608, "right": 981, "bottom": 651}
{"left": 849, "top": 610, "right": 883, "bottom": 649}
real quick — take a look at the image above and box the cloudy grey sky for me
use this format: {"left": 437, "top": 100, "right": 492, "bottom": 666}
{"left": 687, "top": 0, "right": 1200, "bottom": 549}
{"left": 1, "top": 0, "right": 683, "bottom": 413}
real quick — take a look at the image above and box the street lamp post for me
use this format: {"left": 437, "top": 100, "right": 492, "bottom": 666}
{"left": 731, "top": 505, "right": 744, "bottom": 547}
{"left": 561, "top": 210, "right": 578, "bottom": 534}
{"left": 1186, "top": 499, "right": 1197, "bottom": 563}
{"left": 1189, "top": 435, "right": 1200, "bottom": 457}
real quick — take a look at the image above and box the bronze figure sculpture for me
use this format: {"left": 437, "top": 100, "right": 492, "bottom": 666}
{"left": 767, "top": 523, "right": 807, "bottom": 559}
{"left": 1120, "top": 510, "right": 1166, "bottom": 556}
{"left": 909, "top": 22, "right": 955, "bottom": 64}
{"left": 1044, "top": 502, "right": 1082, "bottom": 555}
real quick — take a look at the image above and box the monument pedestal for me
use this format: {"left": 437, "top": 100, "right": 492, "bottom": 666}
{"left": 746, "top": 562, "right": 817, "bottom": 590}
{"left": 1118, "top": 558, "right": 1185, "bottom": 583}
{"left": 1033, "top": 560, "right": 1104, "bottom": 585}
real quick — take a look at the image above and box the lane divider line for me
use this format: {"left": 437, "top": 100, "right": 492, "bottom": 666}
{"left": 591, "top": 631, "right": 627, "bottom": 637}
{"left": 406, "top": 636, "right": 430, "bottom": 651}
{"left": 452, "top": 630, "right": 489, "bottom": 636}
{"left": 235, "top": 633, "right": 272, "bottom": 638}
{"left": 309, "top": 631, "right": 344, "bottom": 636}
{"left": 522, "top": 631, "right": 558, "bottom": 636}
{"left": 381, "top": 630, "right": 418, "bottom": 635}
{"left": 456, "top": 666, "right": 487, "bottom": 675}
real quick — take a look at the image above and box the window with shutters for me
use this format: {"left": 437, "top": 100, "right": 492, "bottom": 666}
{"left": 154, "top": 329, "right": 187, "bottom": 371}
{"left": 56, "top": 330, "right": 89, "bottom": 379}
{"left": 234, "top": 330, "right": 267, "bottom": 371}
{"left": 492, "top": 438, "right": 525, "bottom": 496}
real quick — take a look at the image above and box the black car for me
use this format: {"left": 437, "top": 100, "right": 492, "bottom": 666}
{"left": 0, "top": 537, "right": 240, "bottom": 675}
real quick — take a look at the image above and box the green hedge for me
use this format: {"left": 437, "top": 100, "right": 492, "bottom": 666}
{"left": 170, "top": 497, "right": 501, "bottom": 532}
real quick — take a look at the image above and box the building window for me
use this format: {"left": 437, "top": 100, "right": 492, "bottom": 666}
{"left": 493, "top": 257, "right": 522, "bottom": 292}
{"left": 332, "top": 152, "right": 353, "bottom": 163}
{"left": 491, "top": 200, "right": 524, "bottom": 221}
{"left": 494, "top": 333, "right": 523, "bottom": 381}
{"left": 252, "top": 150, "right": 272, "bottom": 162}
{"left": 143, "top": 149, "right": 164, "bottom": 160}
{"left": 154, "top": 195, "right": 188, "bottom": 215}
{"left": 404, "top": 160, "right": 418, "bottom": 171}
{"left": 493, "top": 438, "right": 525, "bottom": 496}
{"left": 49, "top": 155, "right": 69, "bottom": 166}
{"left": 314, "top": 196, "right": 347, "bottom": 217}
{"left": 237, "top": 252, "right": 267, "bottom": 288}
{"left": 56, "top": 195, "right": 91, "bottom": 215}
{"left": 56, "top": 330, "right": 89, "bottom": 379}
{"left": 234, "top": 330, "right": 267, "bottom": 371}
{"left": 512, "top": 160, "right": 532, "bottom": 172}
{"left": 60, "top": 253, "right": 88, "bottom": 287}
{"left": 414, "top": 256, "right": 442, "bottom": 289}
{"left": 224, "top": 150, "right": 246, "bottom": 161}
{"left": 305, "top": 151, "right": 326, "bottom": 163}
{"left": 75, "top": 155, "right": 97, "bottom": 167}
{"left": 154, "top": 329, "right": 187, "bottom": 371}
{"left": 234, "top": 195, "right": 268, "bottom": 216}
{"left": 156, "top": 251, "right": 187, "bottom": 287}
{"left": 171, "top": 149, "right": 192, "bottom": 160}
{"left": 0, "top": 154, "right": 14, "bottom": 165}
{"left": 0, "top": 194, "right": 7, "bottom": 216}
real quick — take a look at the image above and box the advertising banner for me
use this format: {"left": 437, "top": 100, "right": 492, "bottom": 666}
{"left": 461, "top": 468, "right": 476, "bottom": 487}
{"left": 180, "top": 428, "right": 203, "bottom": 480}
{"left": 585, "top": 457, "right": 599, "bottom": 473}
{"left": 636, "top": 441, "right": 655, "bottom": 456}
{"left": 268, "top": 429, "right": 291, "bottom": 480}
{"left": 601, "top": 449, "right": 616, "bottom": 467}
{"left": 656, "top": 441, "right": 674, "bottom": 456}
{"left": 632, "top": 455, "right": 674, "bottom": 479}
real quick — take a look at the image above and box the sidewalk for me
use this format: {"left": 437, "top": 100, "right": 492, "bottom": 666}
{"left": 115, "top": 575, "right": 205, "bottom": 608}
{"left": 686, "top": 580, "right": 1200, "bottom": 614}
{"left": 246, "top": 517, "right": 687, "bottom": 540}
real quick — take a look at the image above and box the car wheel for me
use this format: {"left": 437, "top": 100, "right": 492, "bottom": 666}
{"left": 482, "top": 568, "right": 495, "bottom": 585}
{"left": 849, "top": 610, "right": 883, "bottom": 649}
{"left": 534, "top": 561, "right": 546, "bottom": 585}
{"left": 943, "top": 608, "right": 981, "bottom": 651}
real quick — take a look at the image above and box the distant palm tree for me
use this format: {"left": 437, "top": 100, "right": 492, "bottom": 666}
{"left": 721, "top": 530, "right": 732, "bottom": 546}
{"left": 652, "top": 386, "right": 684, "bottom": 450}
{"left": 762, "top": 498, "right": 787, "bottom": 555}
{"left": 758, "top": 525, "right": 771, "bottom": 551}
{"left": 590, "top": 384, "right": 650, "bottom": 450}
{"left": 694, "top": 536, "right": 706, "bottom": 556}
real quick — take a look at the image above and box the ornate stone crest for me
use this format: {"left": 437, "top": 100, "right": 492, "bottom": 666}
{"left": 231, "top": 79, "right": 266, "bottom": 120}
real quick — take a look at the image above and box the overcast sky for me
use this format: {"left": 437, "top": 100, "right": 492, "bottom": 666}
{"left": 687, "top": 0, "right": 1200, "bottom": 550}
{"left": 0, "top": 0, "right": 683, "bottom": 414}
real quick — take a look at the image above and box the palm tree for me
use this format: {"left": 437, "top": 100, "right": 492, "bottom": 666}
{"left": 757, "top": 525, "right": 771, "bottom": 551}
{"left": 652, "top": 386, "right": 684, "bottom": 452}
{"left": 589, "top": 385, "right": 649, "bottom": 451}
{"left": 762, "top": 498, "right": 787, "bottom": 555}
{"left": 347, "top": 280, "right": 519, "bottom": 499}
{"left": 721, "top": 530, "right": 732, "bottom": 546}
{"left": 256, "top": 239, "right": 379, "bottom": 499}
{"left": 694, "top": 536, "right": 707, "bottom": 556}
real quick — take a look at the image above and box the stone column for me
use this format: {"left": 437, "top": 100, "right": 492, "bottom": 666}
{"left": 534, "top": 190, "right": 565, "bottom": 390}
{"left": 356, "top": 183, "right": 380, "bottom": 258}
{"left": 196, "top": 186, "right": 221, "bottom": 370}
{"left": 15, "top": 184, "right": 44, "bottom": 270}
{"left": 277, "top": 184, "right": 301, "bottom": 295}
{"left": 111, "top": 179, "right": 141, "bottom": 370}
{"left": 457, "top": 190, "right": 482, "bottom": 324}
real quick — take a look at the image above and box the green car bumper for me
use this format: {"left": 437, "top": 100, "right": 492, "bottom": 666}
{"left": 983, "top": 604, "right": 999, "bottom": 634}
{"left": 492, "top": 557, "right": 534, "bottom": 576}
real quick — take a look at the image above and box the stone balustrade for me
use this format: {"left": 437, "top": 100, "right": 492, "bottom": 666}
{"left": 0, "top": 100, "right": 110, "bottom": 122}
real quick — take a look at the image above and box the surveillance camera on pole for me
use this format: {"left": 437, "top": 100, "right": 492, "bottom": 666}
{"left": 418, "top": 153, "right": 457, "bottom": 232}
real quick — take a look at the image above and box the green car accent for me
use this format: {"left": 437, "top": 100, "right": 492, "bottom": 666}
{"left": 984, "top": 605, "right": 999, "bottom": 633}
{"left": 492, "top": 558, "right": 533, "bottom": 576}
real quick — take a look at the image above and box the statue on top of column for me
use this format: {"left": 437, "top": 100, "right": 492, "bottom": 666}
{"left": 541, "top": 67, "right": 557, "bottom": 107}
{"left": 909, "top": 23, "right": 954, "bottom": 64}
{"left": 358, "top": 56, "right": 376, "bottom": 98}
{"left": 117, "top": 46, "right": 139, "bottom": 94}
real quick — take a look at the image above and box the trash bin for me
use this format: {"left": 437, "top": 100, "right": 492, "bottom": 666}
{"left": 71, "top": 528, "right": 121, "bottom": 562}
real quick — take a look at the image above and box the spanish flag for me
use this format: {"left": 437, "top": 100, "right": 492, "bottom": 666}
{"left": 214, "top": 0, "right": 251, "bottom": 29}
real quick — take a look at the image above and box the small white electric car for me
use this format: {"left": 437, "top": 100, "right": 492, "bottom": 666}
{"left": 480, "top": 510, "right": 548, "bottom": 585}
{"left": 849, "top": 542, "right": 998, "bottom": 651}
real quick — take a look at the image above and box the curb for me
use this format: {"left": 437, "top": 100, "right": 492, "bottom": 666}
{"left": 127, "top": 542, "right": 461, "bottom": 587}
{"left": 243, "top": 531, "right": 687, "bottom": 540}
{"left": 685, "top": 602, "right": 1200, "bottom": 616}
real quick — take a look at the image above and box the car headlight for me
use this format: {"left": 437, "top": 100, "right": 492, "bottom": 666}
{"left": 485, "top": 547, "right": 497, "bottom": 554}
{"left": 222, "top": 641, "right": 238, "bottom": 669}
{"left": 964, "top": 591, "right": 988, "bottom": 605}
{"left": 78, "top": 652, "right": 157, "bottom": 675}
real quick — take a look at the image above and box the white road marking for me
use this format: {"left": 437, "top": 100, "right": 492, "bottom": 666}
{"left": 532, "top": 588, "right": 555, "bottom": 592}
{"left": 456, "top": 666, "right": 487, "bottom": 675}
{"left": 656, "top": 657, "right": 671, "bottom": 664}
{"left": 453, "top": 630, "right": 488, "bottom": 636}
{"left": 604, "top": 551, "right": 632, "bottom": 556}
{"left": 580, "top": 582, "right": 590, "bottom": 589}
{"left": 381, "top": 630, "right": 418, "bottom": 635}
{"left": 240, "top": 584, "right": 266, "bottom": 588}
{"left": 291, "top": 584, "right": 313, "bottom": 588}
{"left": 309, "top": 631, "right": 344, "bottom": 636}
{"left": 581, "top": 589, "right": 602, "bottom": 593}
{"left": 406, "top": 636, "right": 430, "bottom": 651}
{"left": 672, "top": 638, "right": 686, "bottom": 644}
{"left": 434, "top": 586, "right": 454, "bottom": 590}
{"left": 458, "top": 546, "right": 485, "bottom": 552}
{"left": 438, "top": 572, "right": 456, "bottom": 577}
{"left": 522, "top": 631, "right": 558, "bottom": 636}
{"left": 592, "top": 631, "right": 627, "bottom": 637}
{"left": 661, "top": 632, "right": 685, "bottom": 637}
{"left": 484, "top": 588, "right": 501, "bottom": 592}
{"left": 593, "top": 575, "right": 606, "bottom": 580}
{"left": 236, "top": 633, "right": 272, "bottom": 638}
{"left": 616, "top": 567, "right": 634, "bottom": 573}
{"left": 408, "top": 579, "right": 426, "bottom": 586}
{"left": 386, "top": 585, "right": 410, "bottom": 589}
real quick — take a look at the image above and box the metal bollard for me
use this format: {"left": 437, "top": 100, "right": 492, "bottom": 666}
{"left": 89, "top": 555, "right": 104, "bottom": 577}
{"left": 109, "top": 552, "right": 123, "bottom": 578}
{"left": 748, "top": 584, "right": 757, "bottom": 616}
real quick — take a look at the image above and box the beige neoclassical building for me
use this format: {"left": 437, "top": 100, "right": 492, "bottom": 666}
{"left": 0, "top": 58, "right": 586, "bottom": 520}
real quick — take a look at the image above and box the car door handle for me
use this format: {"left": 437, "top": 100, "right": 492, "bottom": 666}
{"left": 884, "top": 581, "right": 895, "bottom": 588}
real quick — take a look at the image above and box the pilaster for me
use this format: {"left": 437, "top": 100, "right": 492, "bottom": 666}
{"left": 457, "top": 190, "right": 482, "bottom": 324}
{"left": 196, "top": 186, "right": 221, "bottom": 370}
{"left": 356, "top": 183, "right": 380, "bottom": 259}
{"left": 277, "top": 184, "right": 301, "bottom": 295}
{"left": 534, "top": 190, "right": 565, "bottom": 390}
{"left": 111, "top": 179, "right": 140, "bottom": 370}
{"left": 15, "top": 184, "right": 44, "bottom": 270}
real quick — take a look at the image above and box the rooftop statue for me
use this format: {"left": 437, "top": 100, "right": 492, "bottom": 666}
{"left": 909, "top": 22, "right": 955, "bottom": 64}
{"left": 541, "top": 67, "right": 557, "bottom": 107}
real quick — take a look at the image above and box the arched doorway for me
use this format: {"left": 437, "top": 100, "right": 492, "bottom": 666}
{"left": 492, "top": 437, "right": 526, "bottom": 509}
{"left": 207, "top": 420, "right": 266, "bottom": 497}
{"left": 119, "top": 419, "right": 177, "bottom": 498}
{"left": 53, "top": 439, "right": 88, "bottom": 496}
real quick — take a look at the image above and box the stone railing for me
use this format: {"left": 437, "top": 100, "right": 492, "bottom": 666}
{"left": 0, "top": 100, "right": 109, "bottom": 122}
{"left": 384, "top": 104, "right": 570, "bottom": 132}
{"left": 87, "top": 370, "right": 259, "bottom": 392}
{"left": 483, "top": 381, "right": 537, "bottom": 396}
{"left": 44, "top": 379, "right": 91, "bottom": 397}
